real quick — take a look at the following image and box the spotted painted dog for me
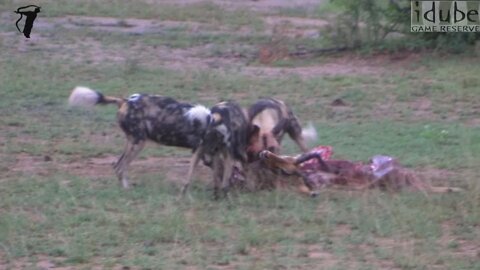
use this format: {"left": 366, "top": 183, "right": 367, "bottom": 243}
{"left": 246, "top": 98, "right": 317, "bottom": 161}
{"left": 68, "top": 86, "right": 211, "bottom": 189}
{"left": 181, "top": 100, "right": 250, "bottom": 199}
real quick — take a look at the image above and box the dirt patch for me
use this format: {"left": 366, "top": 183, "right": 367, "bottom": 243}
{"left": 306, "top": 246, "right": 338, "bottom": 268}
{"left": 145, "top": 0, "right": 324, "bottom": 13}
{"left": 35, "top": 14, "right": 329, "bottom": 37}
{"left": 7, "top": 153, "right": 51, "bottom": 177}
{"left": 265, "top": 16, "right": 328, "bottom": 29}
{"left": 466, "top": 118, "right": 480, "bottom": 127}
{"left": 5, "top": 147, "right": 211, "bottom": 186}
{"left": 249, "top": 51, "right": 427, "bottom": 79}
{"left": 244, "top": 61, "right": 380, "bottom": 78}
{"left": 263, "top": 16, "right": 327, "bottom": 38}
{"left": 417, "top": 167, "right": 461, "bottom": 187}
{"left": 410, "top": 97, "right": 434, "bottom": 119}
{"left": 0, "top": 255, "right": 135, "bottom": 270}
{"left": 332, "top": 224, "right": 352, "bottom": 237}
{"left": 36, "top": 15, "right": 212, "bottom": 34}
{"left": 244, "top": 55, "right": 387, "bottom": 78}
{"left": 63, "top": 154, "right": 211, "bottom": 184}
{"left": 0, "top": 255, "right": 66, "bottom": 270}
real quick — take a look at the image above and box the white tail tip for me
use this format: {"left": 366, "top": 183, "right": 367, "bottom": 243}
{"left": 185, "top": 105, "right": 211, "bottom": 127}
{"left": 68, "top": 86, "right": 101, "bottom": 107}
{"left": 302, "top": 122, "right": 318, "bottom": 143}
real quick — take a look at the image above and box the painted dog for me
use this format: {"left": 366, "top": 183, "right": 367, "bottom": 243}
{"left": 181, "top": 100, "right": 250, "bottom": 199}
{"left": 246, "top": 98, "right": 317, "bottom": 161}
{"left": 68, "top": 86, "right": 211, "bottom": 189}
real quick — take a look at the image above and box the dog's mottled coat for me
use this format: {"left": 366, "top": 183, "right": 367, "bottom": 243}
{"left": 68, "top": 87, "right": 211, "bottom": 189}
{"left": 247, "top": 98, "right": 315, "bottom": 161}
{"left": 182, "top": 101, "right": 250, "bottom": 199}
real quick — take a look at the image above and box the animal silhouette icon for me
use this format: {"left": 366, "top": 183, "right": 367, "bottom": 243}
{"left": 15, "top": 5, "right": 41, "bottom": 38}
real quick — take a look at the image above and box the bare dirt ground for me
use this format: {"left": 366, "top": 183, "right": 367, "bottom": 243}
{"left": 146, "top": 0, "right": 323, "bottom": 12}
{"left": 6, "top": 153, "right": 211, "bottom": 186}
{"left": 0, "top": 256, "right": 135, "bottom": 270}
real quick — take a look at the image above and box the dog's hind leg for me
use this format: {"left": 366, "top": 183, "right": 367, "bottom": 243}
{"left": 286, "top": 117, "right": 309, "bottom": 152}
{"left": 113, "top": 141, "right": 131, "bottom": 187}
{"left": 113, "top": 139, "right": 146, "bottom": 189}
{"left": 181, "top": 147, "right": 202, "bottom": 197}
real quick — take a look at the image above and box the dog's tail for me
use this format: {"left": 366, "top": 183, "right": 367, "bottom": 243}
{"left": 185, "top": 104, "right": 212, "bottom": 128}
{"left": 302, "top": 122, "right": 318, "bottom": 143}
{"left": 68, "top": 86, "right": 124, "bottom": 108}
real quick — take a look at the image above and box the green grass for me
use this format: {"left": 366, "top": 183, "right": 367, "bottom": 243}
{"left": 1, "top": 1, "right": 480, "bottom": 269}
{"left": 1, "top": 176, "right": 478, "bottom": 269}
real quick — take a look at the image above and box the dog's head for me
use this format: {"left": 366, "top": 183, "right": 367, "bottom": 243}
{"left": 202, "top": 112, "right": 229, "bottom": 153}
{"left": 202, "top": 102, "right": 249, "bottom": 163}
{"left": 246, "top": 124, "right": 281, "bottom": 162}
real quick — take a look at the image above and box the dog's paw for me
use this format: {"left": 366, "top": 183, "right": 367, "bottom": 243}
{"left": 258, "top": 150, "right": 270, "bottom": 160}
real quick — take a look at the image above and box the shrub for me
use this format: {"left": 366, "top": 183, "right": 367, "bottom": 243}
{"left": 324, "top": 0, "right": 480, "bottom": 53}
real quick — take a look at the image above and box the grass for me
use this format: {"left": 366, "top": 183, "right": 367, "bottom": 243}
{"left": 25, "top": 0, "right": 264, "bottom": 30}
{"left": 1, "top": 176, "right": 478, "bottom": 269}
{"left": 1, "top": 1, "right": 480, "bottom": 269}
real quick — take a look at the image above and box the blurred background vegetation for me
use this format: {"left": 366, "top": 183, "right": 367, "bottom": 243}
{"left": 322, "top": 0, "right": 480, "bottom": 53}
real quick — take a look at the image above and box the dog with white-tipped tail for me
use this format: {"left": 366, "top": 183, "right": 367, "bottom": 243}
{"left": 68, "top": 86, "right": 211, "bottom": 189}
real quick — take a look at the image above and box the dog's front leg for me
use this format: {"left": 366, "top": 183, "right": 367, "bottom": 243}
{"left": 181, "top": 147, "right": 202, "bottom": 197}
{"left": 293, "top": 137, "right": 309, "bottom": 153}
{"left": 283, "top": 118, "right": 307, "bottom": 152}
{"left": 220, "top": 151, "right": 234, "bottom": 198}
{"left": 212, "top": 154, "right": 224, "bottom": 200}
